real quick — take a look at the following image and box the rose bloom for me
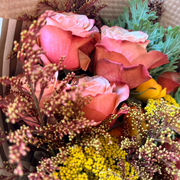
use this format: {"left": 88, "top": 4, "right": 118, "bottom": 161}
{"left": 94, "top": 25, "right": 169, "bottom": 89}
{"left": 134, "top": 78, "right": 166, "bottom": 101}
{"left": 77, "top": 75, "right": 129, "bottom": 126}
{"left": 157, "top": 71, "right": 180, "bottom": 94}
{"left": 35, "top": 10, "right": 99, "bottom": 70}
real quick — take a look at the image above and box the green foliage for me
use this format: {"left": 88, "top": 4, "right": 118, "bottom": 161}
{"left": 149, "top": 55, "right": 179, "bottom": 80}
{"left": 103, "top": 0, "right": 180, "bottom": 78}
{"left": 104, "top": 0, "right": 156, "bottom": 30}
{"left": 149, "top": 27, "right": 180, "bottom": 79}
{"left": 175, "top": 86, "right": 180, "bottom": 106}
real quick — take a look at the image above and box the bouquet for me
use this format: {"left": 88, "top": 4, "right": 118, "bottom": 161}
{"left": 0, "top": 0, "right": 180, "bottom": 179}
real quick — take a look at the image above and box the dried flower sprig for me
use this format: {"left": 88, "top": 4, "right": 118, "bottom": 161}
{"left": 18, "top": 0, "right": 107, "bottom": 28}
{"left": 0, "top": 127, "right": 7, "bottom": 145}
{"left": 0, "top": 162, "right": 17, "bottom": 177}
{"left": 64, "top": 0, "right": 107, "bottom": 19}
{"left": 28, "top": 158, "right": 58, "bottom": 180}
{"left": 148, "top": 0, "right": 164, "bottom": 24}
{"left": 120, "top": 99, "right": 180, "bottom": 179}
{"left": 6, "top": 126, "right": 34, "bottom": 176}
{"left": 28, "top": 144, "right": 73, "bottom": 180}
{"left": 14, "top": 11, "right": 56, "bottom": 64}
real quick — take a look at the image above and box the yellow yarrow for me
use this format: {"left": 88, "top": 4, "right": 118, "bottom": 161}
{"left": 51, "top": 137, "right": 138, "bottom": 180}
{"left": 163, "top": 94, "right": 179, "bottom": 107}
{"left": 145, "top": 96, "right": 179, "bottom": 116}
{"left": 144, "top": 99, "right": 161, "bottom": 115}
{"left": 145, "top": 98, "right": 180, "bottom": 130}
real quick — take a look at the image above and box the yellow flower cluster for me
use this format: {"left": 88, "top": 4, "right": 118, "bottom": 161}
{"left": 145, "top": 95, "right": 179, "bottom": 116}
{"left": 163, "top": 94, "right": 179, "bottom": 107}
{"left": 144, "top": 99, "right": 160, "bottom": 115}
{"left": 52, "top": 137, "right": 138, "bottom": 180}
{"left": 144, "top": 98, "right": 180, "bottom": 131}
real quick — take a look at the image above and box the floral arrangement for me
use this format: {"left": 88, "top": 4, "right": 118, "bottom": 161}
{"left": 0, "top": 0, "right": 180, "bottom": 179}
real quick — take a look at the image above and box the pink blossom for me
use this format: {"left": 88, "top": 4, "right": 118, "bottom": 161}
{"left": 94, "top": 26, "right": 169, "bottom": 89}
{"left": 77, "top": 75, "right": 129, "bottom": 126}
{"left": 46, "top": 11, "right": 98, "bottom": 37}
{"left": 36, "top": 10, "right": 98, "bottom": 71}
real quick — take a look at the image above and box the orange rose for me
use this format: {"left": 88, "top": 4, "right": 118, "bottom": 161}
{"left": 77, "top": 75, "right": 129, "bottom": 126}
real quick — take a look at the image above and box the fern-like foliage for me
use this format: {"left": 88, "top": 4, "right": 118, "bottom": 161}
{"left": 103, "top": 0, "right": 156, "bottom": 30}
{"left": 149, "top": 27, "right": 180, "bottom": 79}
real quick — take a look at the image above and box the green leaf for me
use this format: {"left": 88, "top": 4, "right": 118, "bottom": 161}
{"left": 162, "top": 26, "right": 180, "bottom": 58}
{"left": 130, "top": 87, "right": 157, "bottom": 95}
{"left": 149, "top": 55, "right": 179, "bottom": 80}
{"left": 175, "top": 86, "right": 180, "bottom": 106}
{"left": 149, "top": 26, "right": 180, "bottom": 79}
{"left": 142, "top": 22, "right": 166, "bottom": 49}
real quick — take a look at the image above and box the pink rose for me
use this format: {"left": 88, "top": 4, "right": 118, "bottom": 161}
{"left": 94, "top": 25, "right": 169, "bottom": 89}
{"left": 77, "top": 75, "right": 129, "bottom": 126}
{"left": 157, "top": 72, "right": 180, "bottom": 94}
{"left": 45, "top": 11, "right": 98, "bottom": 37}
{"left": 101, "top": 25, "right": 149, "bottom": 46}
{"left": 36, "top": 10, "right": 99, "bottom": 70}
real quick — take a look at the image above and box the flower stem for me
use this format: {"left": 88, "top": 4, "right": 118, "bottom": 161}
{"left": 27, "top": 76, "right": 44, "bottom": 127}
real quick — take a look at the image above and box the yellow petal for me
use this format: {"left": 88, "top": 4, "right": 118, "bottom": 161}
{"left": 153, "top": 87, "right": 167, "bottom": 99}
{"left": 135, "top": 79, "right": 164, "bottom": 101}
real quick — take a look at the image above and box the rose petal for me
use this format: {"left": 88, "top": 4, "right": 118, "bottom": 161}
{"left": 96, "top": 58, "right": 151, "bottom": 89}
{"left": 157, "top": 72, "right": 180, "bottom": 94}
{"left": 112, "top": 83, "right": 129, "bottom": 109}
{"left": 86, "top": 94, "right": 117, "bottom": 116}
{"left": 40, "top": 25, "right": 93, "bottom": 70}
{"left": 65, "top": 35, "right": 93, "bottom": 70}
{"left": 46, "top": 13, "right": 96, "bottom": 37}
{"left": 79, "top": 50, "right": 91, "bottom": 71}
{"left": 79, "top": 76, "right": 112, "bottom": 96}
{"left": 79, "top": 38, "right": 96, "bottom": 55}
{"left": 138, "top": 40, "right": 150, "bottom": 49}
{"left": 101, "top": 25, "right": 148, "bottom": 42}
{"left": 157, "top": 78, "right": 180, "bottom": 94}
{"left": 158, "top": 72, "right": 180, "bottom": 82}
{"left": 96, "top": 37, "right": 147, "bottom": 63}
{"left": 94, "top": 46, "right": 131, "bottom": 67}
{"left": 40, "top": 25, "right": 72, "bottom": 64}
{"left": 131, "top": 50, "right": 169, "bottom": 69}
{"left": 82, "top": 105, "right": 107, "bottom": 124}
